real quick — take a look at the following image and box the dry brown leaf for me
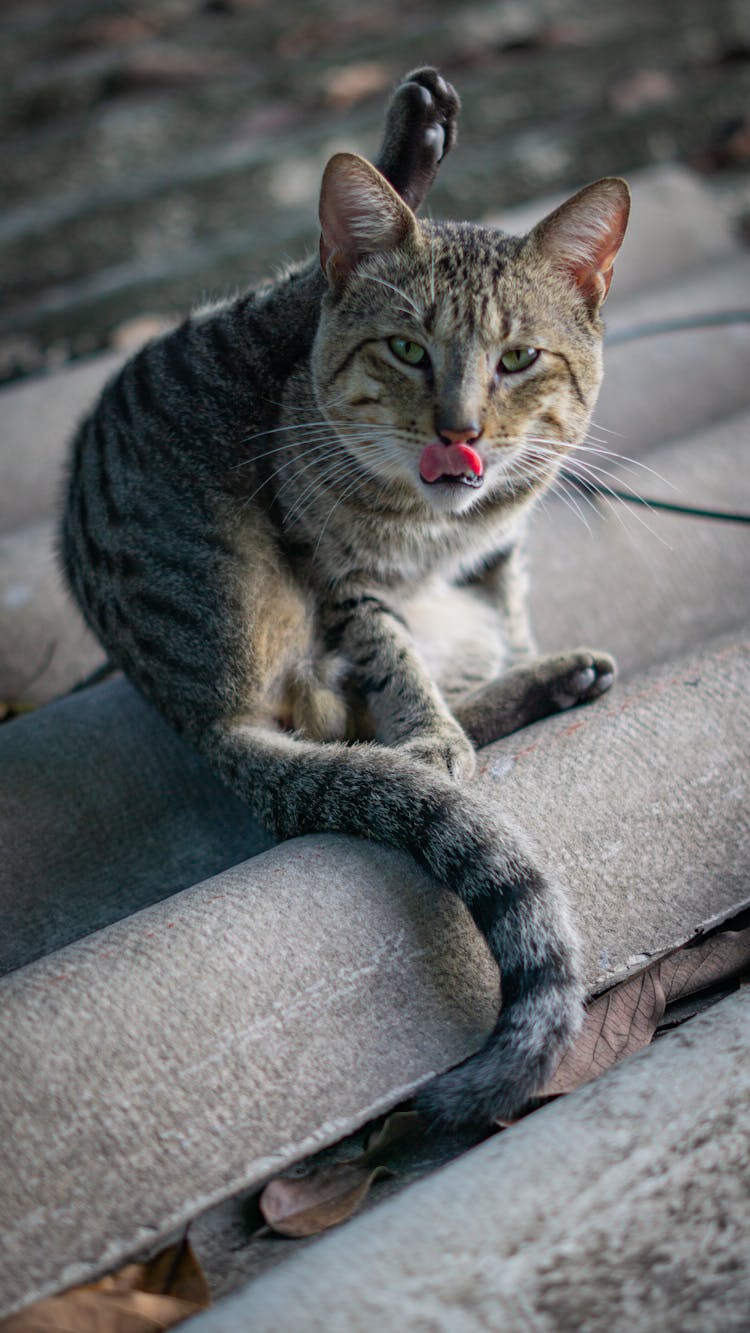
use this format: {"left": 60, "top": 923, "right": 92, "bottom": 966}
{"left": 543, "top": 925, "right": 750, "bottom": 1097}
{"left": 660, "top": 929, "right": 750, "bottom": 1001}
{"left": 259, "top": 1109, "right": 422, "bottom": 1238}
{"left": 364, "top": 1109, "right": 421, "bottom": 1155}
{"left": 260, "top": 1161, "right": 392, "bottom": 1237}
{"left": 0, "top": 1240, "right": 210, "bottom": 1332}
{"left": 544, "top": 966, "right": 666, "bottom": 1095}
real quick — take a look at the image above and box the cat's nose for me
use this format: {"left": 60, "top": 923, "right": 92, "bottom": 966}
{"left": 437, "top": 423, "right": 483, "bottom": 445}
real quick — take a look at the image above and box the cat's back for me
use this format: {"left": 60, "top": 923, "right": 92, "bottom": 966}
{"left": 59, "top": 278, "right": 324, "bottom": 727}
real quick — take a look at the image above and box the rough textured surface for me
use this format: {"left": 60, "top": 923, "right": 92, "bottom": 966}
{"left": 0, "top": 351, "right": 121, "bottom": 534}
{"left": 3, "top": 1, "right": 747, "bottom": 375}
{"left": 0, "top": 519, "right": 104, "bottom": 705}
{"left": 1, "top": 638, "right": 748, "bottom": 1316}
{"left": 0, "top": 679, "right": 274, "bottom": 975}
{"left": 1, "top": 94, "right": 749, "bottom": 1324}
{"left": 189, "top": 988, "right": 750, "bottom": 1333}
{"left": 529, "top": 409, "right": 750, "bottom": 678}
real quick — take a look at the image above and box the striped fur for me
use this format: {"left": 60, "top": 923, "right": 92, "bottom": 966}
{"left": 60, "top": 71, "right": 629, "bottom": 1127}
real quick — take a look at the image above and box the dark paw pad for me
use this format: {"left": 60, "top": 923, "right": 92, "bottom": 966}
{"left": 396, "top": 67, "right": 460, "bottom": 160}
{"left": 375, "top": 67, "right": 460, "bottom": 212}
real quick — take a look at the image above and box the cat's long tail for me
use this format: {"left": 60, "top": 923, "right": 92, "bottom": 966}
{"left": 206, "top": 721, "right": 583, "bottom": 1129}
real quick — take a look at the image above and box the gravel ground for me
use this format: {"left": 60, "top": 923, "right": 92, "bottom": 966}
{"left": 1, "top": 0, "right": 749, "bottom": 382}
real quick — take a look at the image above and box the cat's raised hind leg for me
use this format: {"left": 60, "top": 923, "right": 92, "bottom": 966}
{"left": 375, "top": 67, "right": 460, "bottom": 213}
{"left": 454, "top": 649, "right": 616, "bottom": 748}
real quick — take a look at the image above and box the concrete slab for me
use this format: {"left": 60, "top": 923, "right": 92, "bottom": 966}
{"left": 491, "top": 163, "right": 742, "bottom": 301}
{"left": 529, "top": 408, "right": 750, "bottom": 679}
{"left": 598, "top": 255, "right": 750, "bottom": 449}
{"left": 0, "top": 351, "right": 122, "bottom": 535}
{"left": 190, "top": 987, "right": 750, "bottom": 1333}
{"left": 0, "top": 678, "right": 274, "bottom": 976}
{"left": 1, "top": 637, "right": 748, "bottom": 1316}
{"left": 0, "top": 519, "right": 104, "bottom": 706}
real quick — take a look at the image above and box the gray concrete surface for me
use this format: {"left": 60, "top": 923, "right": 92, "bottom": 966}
{"left": 1, "top": 130, "right": 749, "bottom": 1325}
{"left": 1, "top": 637, "right": 748, "bottom": 1316}
{"left": 188, "top": 987, "right": 750, "bottom": 1333}
{"left": 0, "top": 678, "right": 274, "bottom": 975}
{"left": 529, "top": 408, "right": 750, "bottom": 678}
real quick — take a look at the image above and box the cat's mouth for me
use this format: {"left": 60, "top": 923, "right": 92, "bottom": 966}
{"left": 419, "top": 442, "right": 484, "bottom": 489}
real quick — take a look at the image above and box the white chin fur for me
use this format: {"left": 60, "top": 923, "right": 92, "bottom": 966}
{"left": 417, "top": 477, "right": 486, "bottom": 515}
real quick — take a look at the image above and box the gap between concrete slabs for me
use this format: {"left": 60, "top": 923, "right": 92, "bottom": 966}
{"left": 0, "top": 635, "right": 748, "bottom": 1317}
{"left": 189, "top": 987, "right": 750, "bottom": 1333}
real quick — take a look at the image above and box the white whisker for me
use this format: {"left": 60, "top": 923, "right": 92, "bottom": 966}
{"left": 358, "top": 273, "right": 422, "bottom": 319}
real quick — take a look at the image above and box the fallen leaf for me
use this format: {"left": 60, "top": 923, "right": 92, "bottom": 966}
{"left": 259, "top": 1161, "right": 393, "bottom": 1237}
{"left": 364, "top": 1109, "right": 421, "bottom": 1155}
{"left": 0, "top": 1240, "right": 210, "bottom": 1332}
{"left": 660, "top": 929, "right": 750, "bottom": 1000}
{"left": 544, "top": 964, "right": 666, "bottom": 1095}
{"left": 543, "top": 925, "right": 750, "bottom": 1096}
{"left": 259, "top": 1109, "right": 422, "bottom": 1238}
{"left": 609, "top": 67, "right": 677, "bottom": 113}
{"left": 110, "top": 316, "right": 176, "bottom": 353}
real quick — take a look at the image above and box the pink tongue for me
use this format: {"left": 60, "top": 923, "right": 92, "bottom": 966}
{"left": 419, "top": 442, "right": 484, "bottom": 484}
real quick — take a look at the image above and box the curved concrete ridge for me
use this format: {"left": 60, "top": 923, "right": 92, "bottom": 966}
{"left": 0, "top": 635, "right": 748, "bottom": 1316}
{"left": 189, "top": 987, "right": 750, "bottom": 1333}
{"left": 529, "top": 407, "right": 750, "bottom": 679}
{"left": 490, "top": 162, "right": 741, "bottom": 291}
{"left": 0, "top": 678, "right": 275, "bottom": 976}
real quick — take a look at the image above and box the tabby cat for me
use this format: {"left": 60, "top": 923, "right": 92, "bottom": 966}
{"left": 61, "top": 69, "right": 630, "bottom": 1128}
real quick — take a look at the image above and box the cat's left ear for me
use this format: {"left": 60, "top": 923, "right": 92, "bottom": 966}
{"left": 529, "top": 178, "right": 630, "bottom": 309}
{"left": 319, "top": 152, "right": 419, "bottom": 287}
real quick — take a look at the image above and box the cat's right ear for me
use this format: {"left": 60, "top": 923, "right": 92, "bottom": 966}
{"left": 319, "top": 152, "right": 418, "bottom": 288}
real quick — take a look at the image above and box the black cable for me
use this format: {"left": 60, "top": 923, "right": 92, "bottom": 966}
{"left": 590, "top": 309, "right": 750, "bottom": 523}
{"left": 605, "top": 309, "right": 750, "bottom": 344}
{"left": 565, "top": 474, "right": 750, "bottom": 525}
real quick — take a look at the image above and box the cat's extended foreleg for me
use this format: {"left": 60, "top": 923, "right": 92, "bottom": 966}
{"left": 375, "top": 67, "right": 460, "bottom": 213}
{"left": 454, "top": 649, "right": 616, "bottom": 747}
{"left": 321, "top": 589, "right": 476, "bottom": 780}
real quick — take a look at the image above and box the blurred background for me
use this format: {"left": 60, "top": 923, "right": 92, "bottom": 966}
{"left": 1, "top": 0, "right": 748, "bottom": 386}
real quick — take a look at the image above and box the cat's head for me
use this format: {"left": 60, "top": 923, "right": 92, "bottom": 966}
{"left": 312, "top": 152, "right": 629, "bottom": 517}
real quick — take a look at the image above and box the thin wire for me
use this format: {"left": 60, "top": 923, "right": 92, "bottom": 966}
{"left": 605, "top": 310, "right": 750, "bottom": 344}
{"left": 597, "top": 309, "right": 750, "bottom": 523}
{"left": 565, "top": 474, "right": 750, "bottom": 525}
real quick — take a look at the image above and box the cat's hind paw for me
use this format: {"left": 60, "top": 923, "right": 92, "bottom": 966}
{"left": 395, "top": 67, "right": 460, "bottom": 162}
{"left": 375, "top": 67, "right": 460, "bottom": 212}
{"left": 548, "top": 649, "right": 615, "bottom": 710}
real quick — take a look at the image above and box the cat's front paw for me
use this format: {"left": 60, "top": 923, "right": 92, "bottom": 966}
{"left": 396, "top": 719, "right": 476, "bottom": 782}
{"left": 547, "top": 649, "right": 616, "bottom": 710}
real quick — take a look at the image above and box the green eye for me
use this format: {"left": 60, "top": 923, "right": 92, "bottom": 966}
{"left": 499, "top": 347, "right": 539, "bottom": 373}
{"left": 388, "top": 336, "right": 427, "bottom": 367}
